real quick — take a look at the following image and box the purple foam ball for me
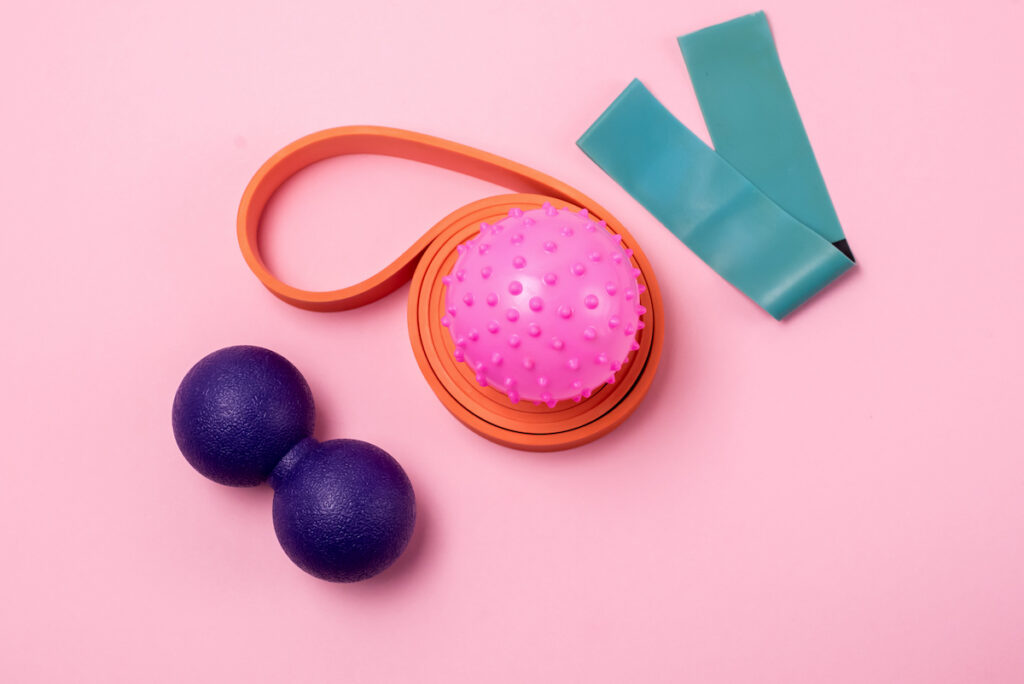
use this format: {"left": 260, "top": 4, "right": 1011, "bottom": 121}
{"left": 270, "top": 438, "right": 416, "bottom": 582}
{"left": 172, "top": 345, "right": 315, "bottom": 486}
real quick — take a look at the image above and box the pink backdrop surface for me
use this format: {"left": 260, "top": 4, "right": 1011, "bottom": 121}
{"left": 2, "top": 0, "right": 1023, "bottom": 681}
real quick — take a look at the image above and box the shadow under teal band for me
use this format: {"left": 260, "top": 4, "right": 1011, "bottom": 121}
{"left": 577, "top": 12, "right": 854, "bottom": 319}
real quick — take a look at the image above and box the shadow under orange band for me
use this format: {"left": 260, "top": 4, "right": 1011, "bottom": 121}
{"left": 237, "top": 126, "right": 664, "bottom": 451}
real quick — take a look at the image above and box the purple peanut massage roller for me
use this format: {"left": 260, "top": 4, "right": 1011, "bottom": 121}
{"left": 172, "top": 345, "right": 416, "bottom": 582}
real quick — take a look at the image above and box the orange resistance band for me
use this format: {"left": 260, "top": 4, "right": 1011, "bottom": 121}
{"left": 237, "top": 126, "right": 664, "bottom": 451}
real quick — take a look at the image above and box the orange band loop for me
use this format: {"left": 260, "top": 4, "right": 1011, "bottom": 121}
{"left": 238, "top": 126, "right": 664, "bottom": 451}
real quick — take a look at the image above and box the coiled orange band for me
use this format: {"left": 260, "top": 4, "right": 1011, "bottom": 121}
{"left": 238, "top": 126, "right": 664, "bottom": 451}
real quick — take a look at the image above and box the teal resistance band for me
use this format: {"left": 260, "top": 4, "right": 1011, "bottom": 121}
{"left": 577, "top": 11, "right": 854, "bottom": 319}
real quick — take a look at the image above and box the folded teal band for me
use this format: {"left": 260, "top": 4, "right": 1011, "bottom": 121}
{"left": 577, "top": 12, "right": 853, "bottom": 319}
{"left": 679, "top": 11, "right": 846, "bottom": 246}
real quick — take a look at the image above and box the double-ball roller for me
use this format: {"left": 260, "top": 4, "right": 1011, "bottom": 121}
{"left": 173, "top": 346, "right": 416, "bottom": 582}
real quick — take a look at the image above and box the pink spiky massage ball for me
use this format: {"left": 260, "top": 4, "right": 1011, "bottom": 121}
{"left": 441, "top": 203, "right": 645, "bottom": 408}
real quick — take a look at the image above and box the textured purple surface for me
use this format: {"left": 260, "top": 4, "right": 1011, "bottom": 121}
{"left": 271, "top": 438, "right": 416, "bottom": 582}
{"left": 172, "top": 346, "right": 416, "bottom": 582}
{"left": 172, "top": 345, "right": 315, "bottom": 486}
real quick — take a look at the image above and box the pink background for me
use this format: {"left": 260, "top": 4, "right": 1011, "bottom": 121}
{"left": 3, "top": 0, "right": 1023, "bottom": 681}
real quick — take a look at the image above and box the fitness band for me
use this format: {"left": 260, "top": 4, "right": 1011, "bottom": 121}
{"left": 578, "top": 12, "right": 854, "bottom": 320}
{"left": 237, "top": 126, "right": 664, "bottom": 452}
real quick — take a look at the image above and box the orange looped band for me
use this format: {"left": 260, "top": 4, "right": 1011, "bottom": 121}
{"left": 238, "top": 126, "right": 664, "bottom": 451}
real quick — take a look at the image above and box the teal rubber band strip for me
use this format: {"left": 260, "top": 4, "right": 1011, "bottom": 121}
{"left": 679, "top": 11, "right": 847, "bottom": 247}
{"left": 577, "top": 12, "right": 854, "bottom": 319}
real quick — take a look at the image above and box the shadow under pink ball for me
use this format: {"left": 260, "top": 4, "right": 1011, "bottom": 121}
{"left": 441, "top": 204, "right": 644, "bottom": 407}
